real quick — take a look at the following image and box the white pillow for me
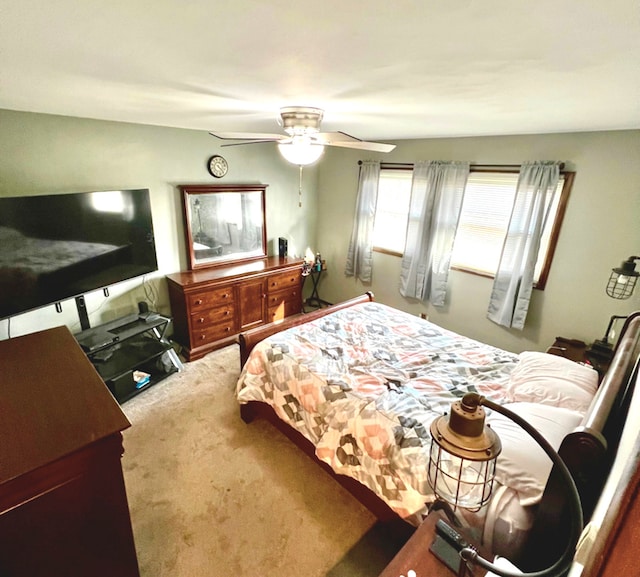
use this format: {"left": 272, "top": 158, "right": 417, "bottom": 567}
{"left": 506, "top": 351, "right": 598, "bottom": 413}
{"left": 487, "top": 402, "right": 583, "bottom": 506}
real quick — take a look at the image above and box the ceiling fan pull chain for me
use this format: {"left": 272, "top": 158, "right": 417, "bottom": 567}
{"left": 298, "top": 165, "right": 303, "bottom": 207}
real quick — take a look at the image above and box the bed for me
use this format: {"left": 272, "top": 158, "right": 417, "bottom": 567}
{"left": 236, "top": 293, "right": 640, "bottom": 573}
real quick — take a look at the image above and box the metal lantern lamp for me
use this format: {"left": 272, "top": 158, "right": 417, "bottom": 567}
{"left": 428, "top": 393, "right": 584, "bottom": 577}
{"left": 429, "top": 394, "right": 501, "bottom": 511}
{"left": 606, "top": 256, "right": 639, "bottom": 300}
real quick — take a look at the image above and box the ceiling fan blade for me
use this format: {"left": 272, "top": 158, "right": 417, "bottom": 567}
{"left": 312, "top": 131, "right": 395, "bottom": 152}
{"left": 219, "top": 139, "right": 285, "bottom": 147}
{"left": 314, "top": 131, "right": 363, "bottom": 143}
{"left": 209, "top": 131, "right": 285, "bottom": 141}
{"left": 324, "top": 140, "right": 396, "bottom": 153}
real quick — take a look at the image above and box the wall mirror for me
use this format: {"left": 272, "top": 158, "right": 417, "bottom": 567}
{"left": 180, "top": 184, "right": 267, "bottom": 270}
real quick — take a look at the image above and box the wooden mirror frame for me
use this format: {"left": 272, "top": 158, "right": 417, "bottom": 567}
{"left": 180, "top": 184, "right": 267, "bottom": 270}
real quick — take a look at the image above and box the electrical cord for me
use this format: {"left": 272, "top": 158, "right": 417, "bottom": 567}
{"left": 142, "top": 275, "right": 160, "bottom": 311}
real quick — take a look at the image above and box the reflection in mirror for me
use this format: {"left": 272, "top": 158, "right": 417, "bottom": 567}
{"left": 180, "top": 185, "right": 267, "bottom": 270}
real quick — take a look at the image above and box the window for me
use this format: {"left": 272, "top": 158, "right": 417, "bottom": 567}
{"left": 372, "top": 167, "right": 573, "bottom": 289}
{"left": 372, "top": 169, "right": 412, "bottom": 255}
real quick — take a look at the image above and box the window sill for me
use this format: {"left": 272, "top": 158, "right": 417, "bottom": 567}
{"left": 373, "top": 247, "right": 403, "bottom": 257}
{"left": 371, "top": 252, "right": 546, "bottom": 291}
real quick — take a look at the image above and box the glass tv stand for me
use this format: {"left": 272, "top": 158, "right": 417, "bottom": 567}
{"left": 75, "top": 313, "right": 183, "bottom": 403}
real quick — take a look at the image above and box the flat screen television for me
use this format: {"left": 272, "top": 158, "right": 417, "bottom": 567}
{"left": 0, "top": 188, "right": 158, "bottom": 321}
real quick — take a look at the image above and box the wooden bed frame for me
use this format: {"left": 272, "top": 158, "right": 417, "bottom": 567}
{"left": 237, "top": 294, "right": 640, "bottom": 574}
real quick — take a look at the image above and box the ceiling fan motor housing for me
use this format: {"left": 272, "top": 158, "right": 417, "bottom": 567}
{"left": 280, "top": 107, "right": 323, "bottom": 136}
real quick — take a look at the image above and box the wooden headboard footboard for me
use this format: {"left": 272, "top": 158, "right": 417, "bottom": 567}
{"left": 521, "top": 312, "right": 640, "bottom": 571}
{"left": 238, "top": 291, "right": 374, "bottom": 367}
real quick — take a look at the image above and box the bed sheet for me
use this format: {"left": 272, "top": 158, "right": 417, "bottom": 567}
{"left": 236, "top": 301, "right": 519, "bottom": 521}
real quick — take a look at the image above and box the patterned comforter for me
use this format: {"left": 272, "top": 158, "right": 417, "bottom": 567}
{"left": 236, "top": 302, "right": 519, "bottom": 521}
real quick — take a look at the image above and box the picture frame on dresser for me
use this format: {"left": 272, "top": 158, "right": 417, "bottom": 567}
{"left": 180, "top": 184, "right": 267, "bottom": 270}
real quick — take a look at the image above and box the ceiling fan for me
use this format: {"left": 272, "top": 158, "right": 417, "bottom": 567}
{"left": 209, "top": 106, "right": 396, "bottom": 166}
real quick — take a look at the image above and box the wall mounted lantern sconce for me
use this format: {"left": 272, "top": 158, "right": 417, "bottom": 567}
{"left": 586, "top": 255, "right": 639, "bottom": 368}
{"left": 606, "top": 255, "right": 639, "bottom": 300}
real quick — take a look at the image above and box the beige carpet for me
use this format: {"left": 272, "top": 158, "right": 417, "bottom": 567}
{"left": 120, "top": 344, "right": 382, "bottom": 577}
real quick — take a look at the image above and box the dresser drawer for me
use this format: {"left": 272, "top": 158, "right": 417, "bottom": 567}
{"left": 266, "top": 288, "right": 300, "bottom": 308}
{"left": 268, "top": 299, "right": 302, "bottom": 322}
{"left": 188, "top": 286, "right": 234, "bottom": 312}
{"left": 267, "top": 287, "right": 302, "bottom": 322}
{"left": 192, "top": 320, "right": 236, "bottom": 345}
{"left": 190, "top": 304, "right": 235, "bottom": 328}
{"left": 266, "top": 270, "right": 300, "bottom": 293}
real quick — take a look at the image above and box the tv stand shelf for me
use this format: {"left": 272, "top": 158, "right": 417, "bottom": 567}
{"left": 75, "top": 313, "right": 183, "bottom": 403}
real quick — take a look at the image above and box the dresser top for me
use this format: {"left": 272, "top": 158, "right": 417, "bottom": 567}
{"left": 0, "top": 326, "right": 131, "bottom": 483}
{"left": 166, "top": 256, "right": 303, "bottom": 287}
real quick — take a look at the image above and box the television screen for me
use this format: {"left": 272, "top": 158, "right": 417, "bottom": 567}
{"left": 0, "top": 189, "right": 158, "bottom": 319}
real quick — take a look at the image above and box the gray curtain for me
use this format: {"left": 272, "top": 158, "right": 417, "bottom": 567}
{"left": 345, "top": 160, "right": 380, "bottom": 283}
{"left": 487, "top": 161, "right": 562, "bottom": 329}
{"left": 399, "top": 161, "right": 469, "bottom": 306}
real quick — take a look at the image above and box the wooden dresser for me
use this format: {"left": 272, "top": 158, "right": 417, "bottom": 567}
{"left": 0, "top": 326, "right": 139, "bottom": 577}
{"left": 166, "top": 256, "right": 304, "bottom": 361}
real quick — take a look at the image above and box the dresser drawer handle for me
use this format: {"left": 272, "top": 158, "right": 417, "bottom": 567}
{"left": 224, "top": 310, "right": 230, "bottom": 316}
{"left": 222, "top": 293, "right": 229, "bottom": 298}
{"left": 195, "top": 299, "right": 203, "bottom": 305}
{"left": 224, "top": 327, "right": 231, "bottom": 332}
{"left": 197, "top": 317, "right": 205, "bottom": 323}
{"left": 199, "top": 334, "right": 206, "bottom": 340}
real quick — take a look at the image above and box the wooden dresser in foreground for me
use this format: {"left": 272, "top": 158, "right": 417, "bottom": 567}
{"left": 0, "top": 326, "right": 139, "bottom": 577}
{"left": 166, "top": 256, "right": 304, "bottom": 361}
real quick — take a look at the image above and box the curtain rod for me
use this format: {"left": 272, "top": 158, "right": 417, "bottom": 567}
{"left": 358, "top": 161, "right": 565, "bottom": 170}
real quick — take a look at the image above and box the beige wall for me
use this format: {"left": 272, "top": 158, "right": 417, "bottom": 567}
{"left": 316, "top": 130, "right": 640, "bottom": 353}
{"left": 0, "top": 109, "right": 318, "bottom": 338}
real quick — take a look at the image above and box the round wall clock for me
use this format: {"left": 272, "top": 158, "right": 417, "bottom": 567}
{"left": 207, "top": 155, "right": 228, "bottom": 178}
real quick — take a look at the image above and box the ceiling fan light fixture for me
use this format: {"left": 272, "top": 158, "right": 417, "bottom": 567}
{"left": 279, "top": 106, "right": 323, "bottom": 136}
{"left": 278, "top": 139, "right": 325, "bottom": 166}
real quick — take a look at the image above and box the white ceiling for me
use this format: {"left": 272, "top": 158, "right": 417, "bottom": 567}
{"left": 1, "top": 0, "right": 639, "bottom": 141}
